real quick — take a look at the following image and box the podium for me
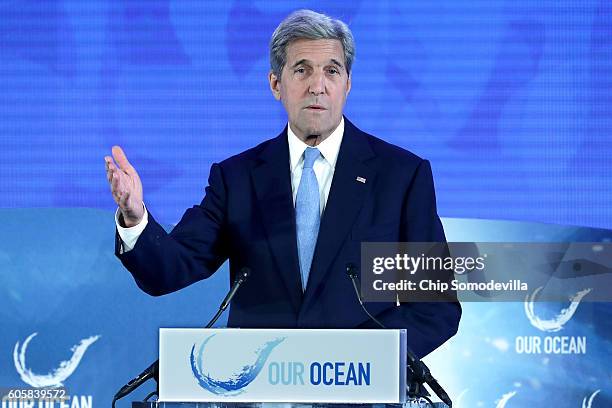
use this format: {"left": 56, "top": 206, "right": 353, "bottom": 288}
{"left": 130, "top": 328, "right": 449, "bottom": 408}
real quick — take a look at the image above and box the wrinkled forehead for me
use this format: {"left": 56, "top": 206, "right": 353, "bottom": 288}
{"left": 284, "top": 38, "right": 346, "bottom": 68}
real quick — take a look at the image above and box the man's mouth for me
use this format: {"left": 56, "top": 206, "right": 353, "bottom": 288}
{"left": 305, "top": 105, "right": 327, "bottom": 111}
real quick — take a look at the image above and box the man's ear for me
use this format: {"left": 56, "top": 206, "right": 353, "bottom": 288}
{"left": 346, "top": 72, "right": 352, "bottom": 96}
{"left": 269, "top": 71, "right": 281, "bottom": 101}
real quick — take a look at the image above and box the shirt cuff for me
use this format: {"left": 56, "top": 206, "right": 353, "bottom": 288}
{"left": 115, "top": 204, "right": 149, "bottom": 253}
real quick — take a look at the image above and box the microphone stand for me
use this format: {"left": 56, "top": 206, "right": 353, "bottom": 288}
{"left": 346, "top": 264, "right": 452, "bottom": 407}
{"left": 111, "top": 267, "right": 251, "bottom": 408}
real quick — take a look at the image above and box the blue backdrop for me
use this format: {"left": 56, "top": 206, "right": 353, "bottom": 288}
{"left": 0, "top": 1, "right": 610, "bottom": 407}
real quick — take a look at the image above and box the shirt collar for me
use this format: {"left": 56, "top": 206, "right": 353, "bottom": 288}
{"left": 287, "top": 117, "right": 344, "bottom": 171}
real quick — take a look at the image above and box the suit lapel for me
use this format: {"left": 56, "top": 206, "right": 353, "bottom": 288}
{"left": 302, "top": 119, "right": 376, "bottom": 308}
{"left": 251, "top": 130, "right": 303, "bottom": 313}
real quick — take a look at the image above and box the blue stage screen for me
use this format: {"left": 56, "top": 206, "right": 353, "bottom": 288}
{"left": 0, "top": 2, "right": 610, "bottom": 407}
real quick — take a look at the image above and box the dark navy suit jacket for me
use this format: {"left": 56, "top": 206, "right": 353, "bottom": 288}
{"left": 117, "top": 117, "right": 460, "bottom": 358}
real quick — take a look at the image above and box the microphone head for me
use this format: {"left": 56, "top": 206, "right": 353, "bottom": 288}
{"left": 237, "top": 267, "right": 251, "bottom": 282}
{"left": 345, "top": 263, "right": 358, "bottom": 279}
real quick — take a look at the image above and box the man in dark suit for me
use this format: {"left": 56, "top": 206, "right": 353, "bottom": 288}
{"left": 105, "top": 10, "right": 460, "bottom": 358}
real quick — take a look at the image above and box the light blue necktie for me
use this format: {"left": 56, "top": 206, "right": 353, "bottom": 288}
{"left": 296, "top": 147, "right": 321, "bottom": 291}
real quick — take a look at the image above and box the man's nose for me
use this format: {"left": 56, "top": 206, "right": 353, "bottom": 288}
{"left": 308, "top": 71, "right": 326, "bottom": 95}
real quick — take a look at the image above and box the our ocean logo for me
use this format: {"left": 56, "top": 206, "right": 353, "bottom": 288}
{"left": 189, "top": 334, "right": 372, "bottom": 396}
{"left": 515, "top": 287, "right": 590, "bottom": 355}
{"left": 7, "top": 332, "right": 99, "bottom": 408}
{"left": 13, "top": 332, "right": 100, "bottom": 387}
{"left": 582, "top": 389, "right": 600, "bottom": 408}
{"left": 190, "top": 334, "right": 285, "bottom": 395}
{"left": 524, "top": 286, "right": 591, "bottom": 332}
{"left": 495, "top": 391, "right": 517, "bottom": 408}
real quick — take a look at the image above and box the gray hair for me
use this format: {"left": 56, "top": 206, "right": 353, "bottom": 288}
{"left": 269, "top": 9, "right": 355, "bottom": 79}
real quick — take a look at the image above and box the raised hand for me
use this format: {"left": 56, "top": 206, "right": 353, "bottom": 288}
{"left": 104, "top": 146, "right": 144, "bottom": 227}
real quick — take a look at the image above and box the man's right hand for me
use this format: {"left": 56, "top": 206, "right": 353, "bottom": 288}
{"left": 105, "top": 146, "right": 144, "bottom": 227}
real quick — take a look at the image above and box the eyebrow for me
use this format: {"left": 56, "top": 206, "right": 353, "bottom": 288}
{"left": 330, "top": 59, "right": 344, "bottom": 69}
{"left": 291, "top": 59, "right": 345, "bottom": 69}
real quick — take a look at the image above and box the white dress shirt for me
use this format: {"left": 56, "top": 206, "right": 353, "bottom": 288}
{"left": 287, "top": 117, "right": 344, "bottom": 215}
{"left": 116, "top": 118, "right": 345, "bottom": 252}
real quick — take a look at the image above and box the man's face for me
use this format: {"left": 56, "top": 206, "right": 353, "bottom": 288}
{"left": 269, "top": 39, "right": 351, "bottom": 144}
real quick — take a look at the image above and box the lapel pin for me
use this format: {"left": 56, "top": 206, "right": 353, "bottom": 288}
{"left": 356, "top": 176, "right": 366, "bottom": 184}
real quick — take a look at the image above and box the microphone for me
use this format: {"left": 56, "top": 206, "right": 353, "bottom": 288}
{"left": 112, "top": 267, "right": 251, "bottom": 408}
{"left": 345, "top": 263, "right": 453, "bottom": 408}
{"left": 112, "top": 361, "right": 158, "bottom": 406}
{"left": 220, "top": 267, "right": 250, "bottom": 311}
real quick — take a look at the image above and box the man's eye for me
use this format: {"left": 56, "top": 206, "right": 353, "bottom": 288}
{"left": 295, "top": 68, "right": 305, "bottom": 74}
{"left": 327, "top": 68, "right": 339, "bottom": 75}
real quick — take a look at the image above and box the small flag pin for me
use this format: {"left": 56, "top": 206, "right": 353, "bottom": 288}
{"left": 356, "top": 176, "right": 366, "bottom": 183}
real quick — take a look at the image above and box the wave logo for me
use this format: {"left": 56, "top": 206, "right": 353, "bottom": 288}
{"left": 524, "top": 286, "right": 591, "bottom": 332}
{"left": 13, "top": 332, "right": 100, "bottom": 387}
{"left": 190, "top": 334, "right": 285, "bottom": 395}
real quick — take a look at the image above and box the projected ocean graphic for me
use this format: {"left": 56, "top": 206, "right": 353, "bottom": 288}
{"left": 13, "top": 332, "right": 100, "bottom": 387}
